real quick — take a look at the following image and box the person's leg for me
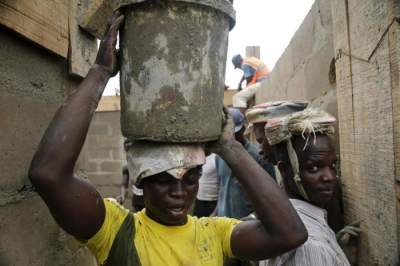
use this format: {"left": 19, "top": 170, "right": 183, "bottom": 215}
{"left": 193, "top": 199, "right": 217, "bottom": 217}
{"left": 232, "top": 82, "right": 261, "bottom": 109}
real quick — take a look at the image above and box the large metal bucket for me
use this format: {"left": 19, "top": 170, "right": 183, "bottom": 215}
{"left": 120, "top": 0, "right": 235, "bottom": 142}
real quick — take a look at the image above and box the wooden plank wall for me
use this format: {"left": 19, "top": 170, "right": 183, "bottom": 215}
{"left": 0, "top": 0, "right": 97, "bottom": 77}
{"left": 0, "top": 0, "right": 69, "bottom": 58}
{"left": 388, "top": 3, "right": 400, "bottom": 260}
{"left": 331, "top": 0, "right": 400, "bottom": 265}
{"left": 69, "top": 0, "right": 97, "bottom": 77}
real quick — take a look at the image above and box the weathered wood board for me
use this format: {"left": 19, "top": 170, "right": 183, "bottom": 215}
{"left": 79, "top": 0, "right": 117, "bottom": 39}
{"left": 388, "top": 4, "right": 400, "bottom": 257}
{"left": 69, "top": 0, "right": 98, "bottom": 78}
{"left": 331, "top": 0, "right": 400, "bottom": 265}
{"left": 0, "top": 0, "right": 68, "bottom": 58}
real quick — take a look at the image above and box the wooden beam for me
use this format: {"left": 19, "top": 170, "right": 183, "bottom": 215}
{"left": 79, "top": 0, "right": 116, "bottom": 39}
{"left": 68, "top": 0, "right": 97, "bottom": 78}
{"left": 0, "top": 0, "right": 68, "bottom": 58}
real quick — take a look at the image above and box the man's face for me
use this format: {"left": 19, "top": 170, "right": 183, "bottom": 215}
{"left": 292, "top": 135, "right": 338, "bottom": 208}
{"left": 142, "top": 167, "right": 201, "bottom": 225}
{"left": 253, "top": 123, "right": 266, "bottom": 145}
{"left": 253, "top": 123, "right": 274, "bottom": 162}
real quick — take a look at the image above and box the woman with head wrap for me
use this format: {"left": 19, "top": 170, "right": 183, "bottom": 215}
{"left": 259, "top": 108, "right": 360, "bottom": 266}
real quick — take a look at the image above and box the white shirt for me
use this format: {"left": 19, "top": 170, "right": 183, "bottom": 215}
{"left": 260, "top": 199, "right": 350, "bottom": 266}
{"left": 197, "top": 154, "right": 219, "bottom": 201}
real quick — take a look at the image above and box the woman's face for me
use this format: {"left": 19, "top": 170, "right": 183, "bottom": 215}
{"left": 142, "top": 167, "right": 201, "bottom": 225}
{"left": 285, "top": 135, "right": 338, "bottom": 208}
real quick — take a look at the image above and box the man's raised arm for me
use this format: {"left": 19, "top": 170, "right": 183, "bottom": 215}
{"left": 28, "top": 12, "right": 124, "bottom": 240}
{"left": 209, "top": 111, "right": 307, "bottom": 260}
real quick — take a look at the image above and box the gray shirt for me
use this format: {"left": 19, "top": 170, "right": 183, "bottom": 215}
{"left": 260, "top": 199, "right": 350, "bottom": 266}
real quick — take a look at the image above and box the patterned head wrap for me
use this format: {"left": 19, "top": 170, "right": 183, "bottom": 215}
{"left": 245, "top": 101, "right": 308, "bottom": 135}
{"left": 126, "top": 141, "right": 205, "bottom": 186}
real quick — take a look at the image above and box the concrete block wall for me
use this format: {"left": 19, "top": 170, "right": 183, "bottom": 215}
{"left": 255, "top": 0, "right": 339, "bottom": 148}
{"left": 0, "top": 28, "right": 95, "bottom": 265}
{"left": 256, "top": 0, "right": 335, "bottom": 111}
{"left": 76, "top": 110, "right": 126, "bottom": 202}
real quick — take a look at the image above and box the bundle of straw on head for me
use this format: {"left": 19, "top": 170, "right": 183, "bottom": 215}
{"left": 265, "top": 108, "right": 336, "bottom": 147}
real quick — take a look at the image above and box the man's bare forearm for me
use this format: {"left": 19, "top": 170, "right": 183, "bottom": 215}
{"left": 27, "top": 11, "right": 124, "bottom": 240}
{"left": 217, "top": 140, "right": 304, "bottom": 237}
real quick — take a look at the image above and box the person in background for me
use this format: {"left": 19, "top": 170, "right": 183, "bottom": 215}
{"left": 217, "top": 108, "right": 275, "bottom": 219}
{"left": 231, "top": 54, "right": 270, "bottom": 112}
{"left": 193, "top": 153, "right": 219, "bottom": 217}
{"left": 259, "top": 108, "right": 360, "bottom": 266}
{"left": 28, "top": 11, "right": 308, "bottom": 265}
{"left": 245, "top": 101, "right": 309, "bottom": 184}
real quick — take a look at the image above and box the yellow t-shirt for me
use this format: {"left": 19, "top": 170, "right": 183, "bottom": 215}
{"left": 86, "top": 199, "right": 241, "bottom": 266}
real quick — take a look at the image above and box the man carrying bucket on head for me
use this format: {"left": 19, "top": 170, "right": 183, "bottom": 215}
{"left": 28, "top": 11, "right": 307, "bottom": 265}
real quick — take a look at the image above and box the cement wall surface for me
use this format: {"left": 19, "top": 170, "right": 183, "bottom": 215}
{"left": 0, "top": 28, "right": 95, "bottom": 265}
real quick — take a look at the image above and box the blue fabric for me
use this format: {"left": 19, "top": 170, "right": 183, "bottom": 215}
{"left": 216, "top": 141, "right": 276, "bottom": 219}
{"left": 242, "top": 64, "right": 256, "bottom": 79}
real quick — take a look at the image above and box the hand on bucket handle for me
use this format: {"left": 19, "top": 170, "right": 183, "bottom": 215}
{"left": 205, "top": 107, "right": 235, "bottom": 156}
{"left": 95, "top": 10, "right": 125, "bottom": 76}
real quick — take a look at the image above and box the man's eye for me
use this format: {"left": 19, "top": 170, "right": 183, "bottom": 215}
{"left": 156, "top": 178, "right": 170, "bottom": 184}
{"left": 185, "top": 179, "right": 197, "bottom": 186}
{"left": 184, "top": 174, "right": 200, "bottom": 185}
{"left": 186, "top": 176, "right": 199, "bottom": 184}
{"left": 308, "top": 166, "right": 319, "bottom": 172}
{"left": 331, "top": 163, "right": 337, "bottom": 169}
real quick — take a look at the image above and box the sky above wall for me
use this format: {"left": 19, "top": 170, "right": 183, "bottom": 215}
{"left": 226, "top": 0, "right": 314, "bottom": 88}
{"left": 104, "top": 0, "right": 315, "bottom": 95}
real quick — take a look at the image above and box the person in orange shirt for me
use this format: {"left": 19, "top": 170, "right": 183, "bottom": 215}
{"left": 232, "top": 54, "right": 270, "bottom": 112}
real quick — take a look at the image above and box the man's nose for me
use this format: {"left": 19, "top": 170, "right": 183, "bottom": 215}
{"left": 170, "top": 181, "right": 186, "bottom": 197}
